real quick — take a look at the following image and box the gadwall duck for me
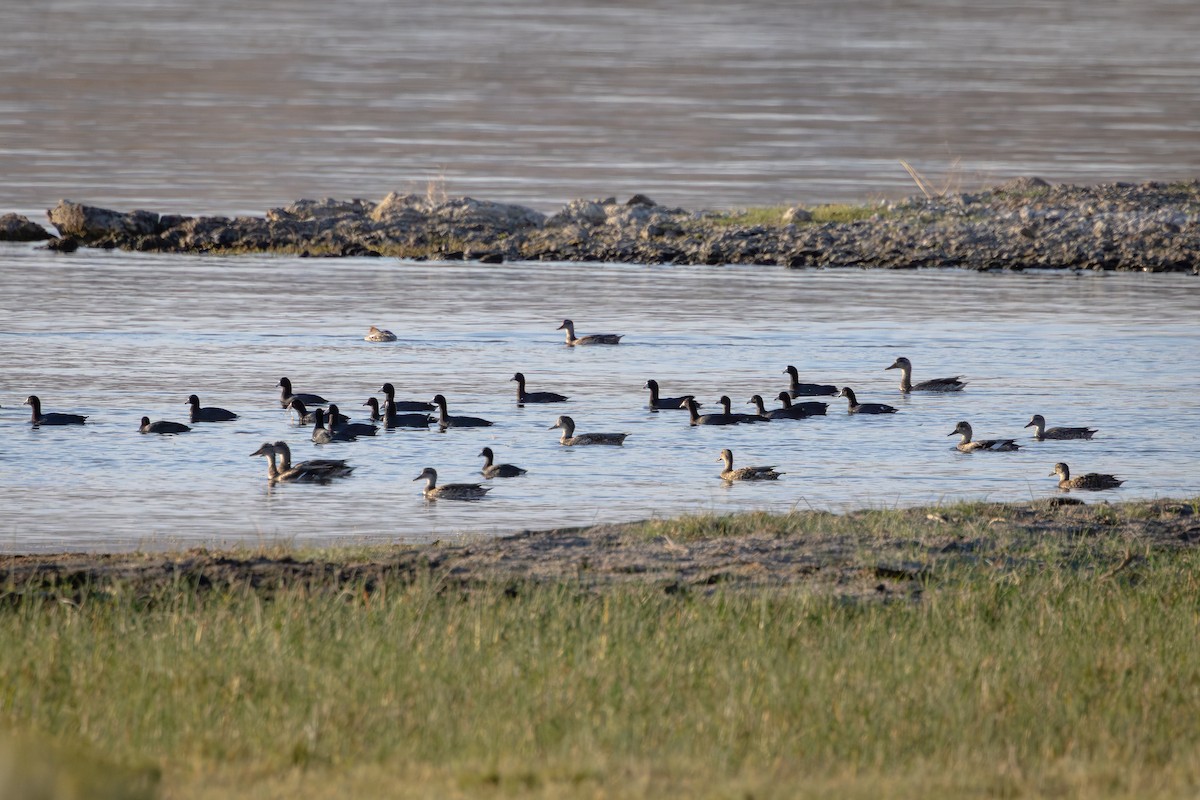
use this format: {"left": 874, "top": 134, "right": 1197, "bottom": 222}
{"left": 775, "top": 392, "right": 828, "bottom": 417}
{"left": 1050, "top": 462, "right": 1123, "bottom": 490}
{"left": 186, "top": 394, "right": 237, "bottom": 423}
{"left": 311, "top": 408, "right": 362, "bottom": 444}
{"left": 363, "top": 397, "right": 432, "bottom": 428}
{"left": 644, "top": 379, "right": 693, "bottom": 411}
{"left": 512, "top": 372, "right": 568, "bottom": 404}
{"left": 432, "top": 394, "right": 494, "bottom": 429}
{"left": 286, "top": 397, "right": 348, "bottom": 426}
{"left": 24, "top": 395, "right": 87, "bottom": 426}
{"left": 948, "top": 421, "right": 1020, "bottom": 452}
{"left": 140, "top": 416, "right": 191, "bottom": 435}
{"left": 549, "top": 415, "right": 628, "bottom": 445}
{"left": 479, "top": 447, "right": 528, "bottom": 478}
{"left": 251, "top": 442, "right": 353, "bottom": 482}
{"left": 364, "top": 325, "right": 397, "bottom": 342}
{"left": 277, "top": 377, "right": 328, "bottom": 408}
{"left": 885, "top": 356, "right": 966, "bottom": 393}
{"left": 379, "top": 382, "right": 435, "bottom": 412}
{"left": 683, "top": 398, "right": 739, "bottom": 426}
{"left": 783, "top": 365, "right": 838, "bottom": 397}
{"left": 414, "top": 467, "right": 492, "bottom": 500}
{"left": 325, "top": 404, "right": 378, "bottom": 438}
{"left": 836, "top": 387, "right": 897, "bottom": 415}
{"left": 558, "top": 318, "right": 623, "bottom": 346}
{"left": 717, "top": 449, "right": 782, "bottom": 482}
{"left": 1025, "top": 414, "right": 1096, "bottom": 440}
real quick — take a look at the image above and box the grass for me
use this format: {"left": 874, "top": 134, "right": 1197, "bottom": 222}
{"left": 3, "top": 501, "right": 1200, "bottom": 798}
{"left": 708, "top": 202, "right": 884, "bottom": 227}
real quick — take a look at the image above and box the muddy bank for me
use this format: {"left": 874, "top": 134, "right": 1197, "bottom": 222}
{"left": 2, "top": 498, "right": 1197, "bottom": 602}
{"left": 3, "top": 178, "right": 1198, "bottom": 272}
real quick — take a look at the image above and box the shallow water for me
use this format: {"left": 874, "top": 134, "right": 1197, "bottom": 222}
{"left": 3, "top": 0, "right": 1200, "bottom": 219}
{"left": 2, "top": 245, "right": 1197, "bottom": 552}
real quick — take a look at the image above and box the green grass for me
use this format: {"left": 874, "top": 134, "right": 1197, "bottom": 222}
{"left": 3, "top": 537, "right": 1200, "bottom": 798}
{"left": 707, "top": 203, "right": 885, "bottom": 228}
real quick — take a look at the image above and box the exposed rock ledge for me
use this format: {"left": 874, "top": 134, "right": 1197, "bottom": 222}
{"left": 4, "top": 178, "right": 1199, "bottom": 272}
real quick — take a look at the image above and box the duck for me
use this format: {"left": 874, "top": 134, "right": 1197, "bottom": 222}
{"left": 885, "top": 356, "right": 966, "bottom": 393}
{"left": 512, "top": 372, "right": 568, "bottom": 404}
{"left": 186, "top": 394, "right": 237, "bottom": 423}
{"left": 549, "top": 415, "right": 627, "bottom": 445}
{"left": 783, "top": 365, "right": 838, "bottom": 397}
{"left": 277, "top": 377, "right": 328, "bottom": 408}
{"left": 286, "top": 397, "right": 348, "bottom": 426}
{"left": 414, "top": 467, "right": 492, "bottom": 500}
{"left": 948, "top": 421, "right": 1020, "bottom": 452}
{"left": 717, "top": 449, "right": 782, "bottom": 482}
{"left": 683, "top": 397, "right": 739, "bottom": 426}
{"left": 364, "top": 325, "right": 398, "bottom": 342}
{"left": 432, "top": 394, "right": 494, "bottom": 429}
{"left": 363, "top": 397, "right": 433, "bottom": 428}
{"left": 140, "top": 416, "right": 191, "bottom": 435}
{"left": 775, "top": 392, "right": 828, "bottom": 417}
{"left": 24, "top": 395, "right": 87, "bottom": 426}
{"left": 836, "top": 387, "right": 897, "bottom": 415}
{"left": 557, "top": 318, "right": 623, "bottom": 346}
{"left": 747, "top": 394, "right": 801, "bottom": 420}
{"left": 479, "top": 447, "right": 527, "bottom": 478}
{"left": 1024, "top": 414, "right": 1096, "bottom": 440}
{"left": 379, "top": 382, "right": 435, "bottom": 412}
{"left": 1050, "top": 462, "right": 1123, "bottom": 490}
{"left": 644, "top": 379, "right": 693, "bottom": 411}
{"left": 311, "top": 408, "right": 361, "bottom": 444}
{"left": 250, "top": 442, "right": 353, "bottom": 482}
{"left": 325, "top": 404, "right": 378, "bottom": 438}
{"left": 714, "top": 395, "right": 764, "bottom": 424}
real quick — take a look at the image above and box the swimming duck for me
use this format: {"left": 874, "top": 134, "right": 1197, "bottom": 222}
{"left": 277, "top": 377, "right": 328, "bottom": 408}
{"left": 714, "top": 395, "right": 765, "bottom": 424}
{"left": 885, "top": 356, "right": 966, "bottom": 393}
{"left": 512, "top": 372, "right": 568, "bottom": 404}
{"left": 1050, "top": 462, "right": 1123, "bottom": 490}
{"left": 24, "top": 395, "right": 87, "bottom": 426}
{"left": 250, "top": 442, "right": 353, "bottom": 482}
{"left": 717, "top": 449, "right": 782, "bottom": 482}
{"left": 557, "top": 318, "right": 623, "bottom": 346}
{"left": 683, "top": 398, "right": 739, "bottom": 426}
{"left": 364, "top": 325, "right": 397, "bottom": 342}
{"left": 836, "top": 387, "right": 897, "bottom": 415}
{"left": 363, "top": 397, "right": 433, "bottom": 428}
{"left": 432, "top": 394, "right": 494, "bottom": 429}
{"left": 379, "top": 382, "right": 435, "bottom": 412}
{"left": 479, "top": 447, "right": 528, "bottom": 478}
{"left": 186, "top": 394, "right": 237, "bottom": 423}
{"left": 948, "top": 421, "right": 1020, "bottom": 452}
{"left": 1024, "top": 414, "right": 1096, "bottom": 440}
{"left": 286, "top": 397, "right": 348, "bottom": 426}
{"left": 311, "top": 408, "right": 361, "bottom": 444}
{"left": 783, "top": 365, "right": 838, "bottom": 397}
{"left": 414, "top": 467, "right": 492, "bottom": 500}
{"left": 325, "top": 404, "right": 378, "bottom": 438}
{"left": 644, "top": 379, "right": 693, "bottom": 411}
{"left": 775, "top": 392, "right": 828, "bottom": 417}
{"left": 549, "top": 415, "right": 628, "bottom": 445}
{"left": 140, "top": 416, "right": 191, "bottom": 435}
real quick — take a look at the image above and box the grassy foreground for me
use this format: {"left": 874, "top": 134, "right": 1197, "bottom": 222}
{"left": 2, "top": 500, "right": 1200, "bottom": 799}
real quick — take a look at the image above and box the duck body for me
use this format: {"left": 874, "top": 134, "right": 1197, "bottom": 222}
{"left": 717, "top": 449, "right": 782, "bottom": 482}
{"left": 380, "top": 383, "right": 435, "bottom": 412}
{"left": 776, "top": 392, "right": 827, "bottom": 417}
{"left": 550, "top": 415, "right": 627, "bottom": 446}
{"left": 311, "top": 408, "right": 360, "bottom": 443}
{"left": 1025, "top": 414, "right": 1096, "bottom": 440}
{"left": 558, "top": 318, "right": 622, "bottom": 346}
{"left": 948, "top": 421, "right": 1020, "bottom": 452}
{"left": 432, "top": 394, "right": 494, "bottom": 429}
{"left": 140, "top": 416, "right": 191, "bottom": 434}
{"left": 836, "top": 387, "right": 897, "bottom": 415}
{"left": 252, "top": 442, "right": 353, "bottom": 482}
{"left": 644, "top": 380, "right": 693, "bottom": 411}
{"left": 364, "top": 325, "right": 398, "bottom": 342}
{"left": 24, "top": 395, "right": 87, "bottom": 426}
{"left": 364, "top": 397, "right": 432, "bottom": 428}
{"left": 783, "top": 365, "right": 838, "bottom": 397}
{"left": 277, "top": 377, "right": 328, "bottom": 408}
{"left": 683, "top": 398, "right": 739, "bottom": 426}
{"left": 886, "top": 357, "right": 966, "bottom": 393}
{"left": 480, "top": 447, "right": 527, "bottom": 478}
{"left": 512, "top": 372, "right": 568, "bottom": 404}
{"left": 287, "top": 397, "right": 348, "bottom": 426}
{"left": 1050, "top": 462, "right": 1123, "bottom": 490}
{"left": 711, "top": 395, "right": 764, "bottom": 425}
{"left": 414, "top": 467, "right": 491, "bottom": 500}
{"left": 325, "top": 404, "right": 378, "bottom": 438}
{"left": 187, "top": 394, "right": 237, "bottom": 423}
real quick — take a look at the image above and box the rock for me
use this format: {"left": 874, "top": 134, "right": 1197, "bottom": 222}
{"left": 43, "top": 236, "right": 79, "bottom": 253}
{"left": 546, "top": 199, "right": 608, "bottom": 227}
{"left": 46, "top": 200, "right": 160, "bottom": 243}
{"left": 782, "top": 207, "right": 812, "bottom": 224}
{"left": 626, "top": 193, "right": 657, "bottom": 207}
{"left": 0, "top": 213, "right": 53, "bottom": 241}
{"left": 369, "top": 192, "right": 430, "bottom": 222}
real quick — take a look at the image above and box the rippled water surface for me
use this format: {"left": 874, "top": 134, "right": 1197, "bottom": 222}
{"left": 2, "top": 245, "right": 1198, "bottom": 552}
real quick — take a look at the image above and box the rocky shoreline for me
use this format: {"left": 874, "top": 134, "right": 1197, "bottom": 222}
{"left": 3, "top": 177, "right": 1198, "bottom": 272}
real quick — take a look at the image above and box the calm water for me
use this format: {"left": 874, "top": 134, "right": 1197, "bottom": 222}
{"left": 1, "top": 244, "right": 1198, "bottom": 552}
{"left": 2, "top": 0, "right": 1200, "bottom": 219}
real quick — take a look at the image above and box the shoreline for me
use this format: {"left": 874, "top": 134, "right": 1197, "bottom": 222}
{"left": 3, "top": 176, "right": 1198, "bottom": 272}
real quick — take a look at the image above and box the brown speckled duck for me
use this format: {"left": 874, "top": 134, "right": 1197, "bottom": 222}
{"left": 1025, "top": 414, "right": 1096, "bottom": 440}
{"left": 549, "top": 415, "right": 627, "bottom": 445}
{"left": 364, "top": 325, "right": 397, "bottom": 342}
{"left": 1050, "top": 462, "right": 1123, "bottom": 490}
{"left": 251, "top": 441, "right": 353, "bottom": 482}
{"left": 885, "top": 356, "right": 966, "bottom": 393}
{"left": 717, "top": 449, "right": 782, "bottom": 482}
{"left": 414, "top": 467, "right": 491, "bottom": 500}
{"left": 948, "top": 421, "right": 1020, "bottom": 452}
{"left": 557, "top": 318, "right": 623, "bottom": 346}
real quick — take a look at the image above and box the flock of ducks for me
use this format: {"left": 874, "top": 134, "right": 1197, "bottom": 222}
{"left": 17, "top": 318, "right": 1124, "bottom": 501}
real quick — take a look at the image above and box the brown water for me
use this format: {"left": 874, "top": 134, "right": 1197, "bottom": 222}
{"left": 3, "top": 0, "right": 1199, "bottom": 219}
